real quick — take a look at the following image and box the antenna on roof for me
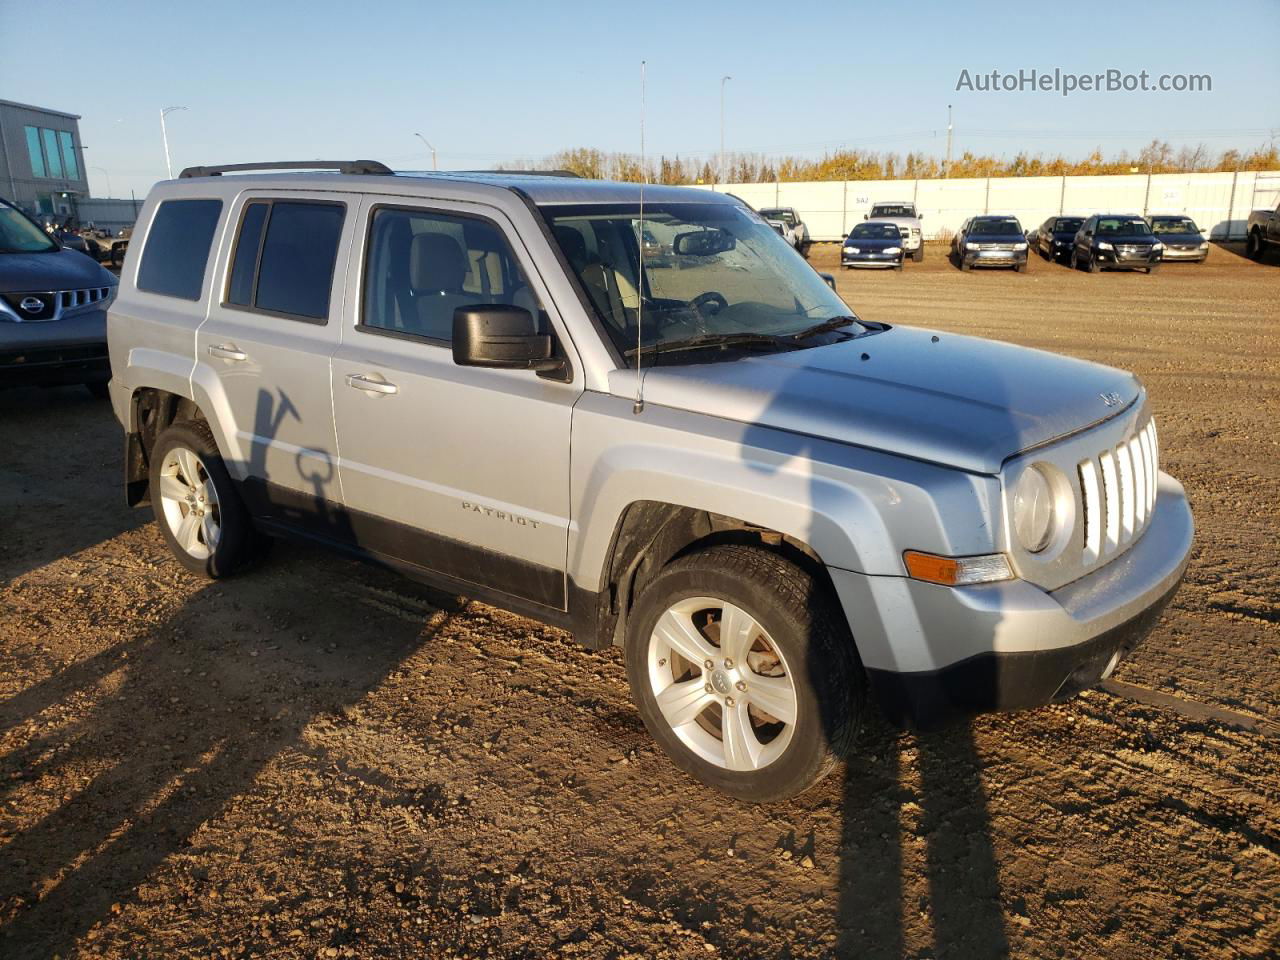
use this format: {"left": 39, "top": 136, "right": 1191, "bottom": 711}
{"left": 633, "top": 60, "right": 647, "bottom": 416}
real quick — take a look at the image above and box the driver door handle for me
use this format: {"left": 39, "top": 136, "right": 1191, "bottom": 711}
{"left": 346, "top": 373, "right": 399, "bottom": 396}
{"left": 208, "top": 343, "right": 247, "bottom": 361}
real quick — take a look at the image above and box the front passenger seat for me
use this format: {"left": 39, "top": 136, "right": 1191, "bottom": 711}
{"left": 410, "top": 233, "right": 475, "bottom": 340}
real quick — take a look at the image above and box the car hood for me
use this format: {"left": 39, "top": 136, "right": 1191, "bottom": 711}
{"left": 1152, "top": 231, "right": 1203, "bottom": 242}
{"left": 1095, "top": 233, "right": 1155, "bottom": 244}
{"left": 966, "top": 233, "right": 1024, "bottom": 244}
{"left": 869, "top": 215, "right": 919, "bottom": 227}
{"left": 617, "top": 325, "right": 1141, "bottom": 474}
{"left": 0, "top": 247, "right": 115, "bottom": 292}
{"left": 844, "top": 236, "right": 902, "bottom": 248}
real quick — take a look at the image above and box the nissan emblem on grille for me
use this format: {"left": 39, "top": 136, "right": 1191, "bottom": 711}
{"left": 19, "top": 297, "right": 43, "bottom": 314}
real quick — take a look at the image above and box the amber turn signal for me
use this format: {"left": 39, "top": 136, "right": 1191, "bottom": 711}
{"left": 903, "top": 550, "right": 1013, "bottom": 586}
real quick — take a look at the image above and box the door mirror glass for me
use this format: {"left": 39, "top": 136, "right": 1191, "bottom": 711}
{"left": 452, "top": 304, "right": 562, "bottom": 372}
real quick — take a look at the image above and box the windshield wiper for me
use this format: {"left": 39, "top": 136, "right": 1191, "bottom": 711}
{"left": 790, "top": 315, "right": 863, "bottom": 341}
{"left": 625, "top": 332, "right": 797, "bottom": 359}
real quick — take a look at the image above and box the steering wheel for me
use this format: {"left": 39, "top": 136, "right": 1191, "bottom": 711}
{"left": 691, "top": 291, "right": 728, "bottom": 318}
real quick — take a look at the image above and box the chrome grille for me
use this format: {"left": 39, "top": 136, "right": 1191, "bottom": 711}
{"left": 1116, "top": 243, "right": 1151, "bottom": 258}
{"left": 1079, "top": 419, "right": 1158, "bottom": 565}
{"left": 57, "top": 287, "right": 113, "bottom": 310}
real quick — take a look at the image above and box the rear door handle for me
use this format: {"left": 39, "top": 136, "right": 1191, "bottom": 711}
{"left": 345, "top": 373, "right": 398, "bottom": 396}
{"left": 208, "top": 343, "right": 247, "bottom": 361}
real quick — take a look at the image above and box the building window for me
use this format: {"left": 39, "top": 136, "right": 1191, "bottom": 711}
{"left": 24, "top": 126, "right": 46, "bottom": 178}
{"left": 58, "top": 131, "right": 79, "bottom": 180}
{"left": 22, "top": 125, "right": 81, "bottom": 181}
{"left": 41, "top": 129, "right": 63, "bottom": 178}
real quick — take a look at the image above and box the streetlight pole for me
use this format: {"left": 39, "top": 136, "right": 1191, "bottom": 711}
{"left": 719, "top": 76, "right": 732, "bottom": 188}
{"left": 92, "top": 166, "right": 113, "bottom": 198}
{"left": 414, "top": 132, "right": 437, "bottom": 171}
{"left": 160, "top": 105, "right": 187, "bottom": 180}
{"left": 944, "top": 104, "right": 953, "bottom": 178}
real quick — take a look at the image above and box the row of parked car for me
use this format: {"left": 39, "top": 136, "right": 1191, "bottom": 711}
{"left": 842, "top": 208, "right": 1214, "bottom": 273}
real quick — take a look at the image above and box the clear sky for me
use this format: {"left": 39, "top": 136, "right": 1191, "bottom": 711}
{"left": 2, "top": 0, "right": 1277, "bottom": 199}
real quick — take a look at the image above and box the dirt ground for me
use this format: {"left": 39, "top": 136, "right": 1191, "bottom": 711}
{"left": 1, "top": 242, "right": 1277, "bottom": 959}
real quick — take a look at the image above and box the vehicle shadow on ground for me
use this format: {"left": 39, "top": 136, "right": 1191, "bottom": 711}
{"left": 0, "top": 575, "right": 434, "bottom": 959}
{"left": 834, "top": 717, "right": 1010, "bottom": 959}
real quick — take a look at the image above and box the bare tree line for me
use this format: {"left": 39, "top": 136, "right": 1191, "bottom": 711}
{"left": 502, "top": 140, "right": 1280, "bottom": 183}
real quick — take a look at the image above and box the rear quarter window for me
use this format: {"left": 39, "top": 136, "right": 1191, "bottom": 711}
{"left": 137, "top": 198, "right": 224, "bottom": 300}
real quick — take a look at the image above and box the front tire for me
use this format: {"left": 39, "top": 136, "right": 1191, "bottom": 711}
{"left": 912, "top": 245, "right": 924, "bottom": 262}
{"left": 149, "top": 420, "right": 254, "bottom": 578}
{"left": 624, "top": 545, "right": 863, "bottom": 802}
{"left": 1246, "top": 231, "right": 1263, "bottom": 261}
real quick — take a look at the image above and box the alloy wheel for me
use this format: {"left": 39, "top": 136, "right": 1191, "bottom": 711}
{"left": 157, "top": 446, "right": 221, "bottom": 560}
{"left": 645, "top": 596, "right": 798, "bottom": 772}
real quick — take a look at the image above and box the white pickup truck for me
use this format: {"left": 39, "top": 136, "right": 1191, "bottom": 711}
{"left": 1246, "top": 201, "right": 1280, "bottom": 261}
{"left": 866, "top": 202, "right": 924, "bottom": 261}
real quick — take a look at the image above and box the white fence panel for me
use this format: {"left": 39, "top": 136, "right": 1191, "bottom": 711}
{"left": 698, "top": 170, "right": 1280, "bottom": 241}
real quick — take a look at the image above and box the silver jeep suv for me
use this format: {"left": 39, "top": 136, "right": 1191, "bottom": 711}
{"left": 107, "top": 161, "right": 1193, "bottom": 802}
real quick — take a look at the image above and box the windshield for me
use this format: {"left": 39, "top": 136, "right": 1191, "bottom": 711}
{"left": 542, "top": 201, "right": 860, "bottom": 365}
{"left": 850, "top": 222, "right": 900, "bottom": 239}
{"left": 1150, "top": 217, "right": 1198, "bottom": 234}
{"left": 758, "top": 208, "right": 795, "bottom": 226}
{"left": 1097, "top": 217, "right": 1152, "bottom": 236}
{"left": 870, "top": 204, "right": 913, "bottom": 218}
{"left": 1053, "top": 218, "right": 1084, "bottom": 232}
{"left": 0, "top": 203, "right": 58, "bottom": 253}
{"left": 969, "top": 218, "right": 1022, "bottom": 236}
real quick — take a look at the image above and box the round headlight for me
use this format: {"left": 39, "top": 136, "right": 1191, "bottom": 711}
{"left": 1013, "top": 464, "right": 1056, "bottom": 553}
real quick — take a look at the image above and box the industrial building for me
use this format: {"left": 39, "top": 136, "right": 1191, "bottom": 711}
{"left": 0, "top": 98, "right": 90, "bottom": 224}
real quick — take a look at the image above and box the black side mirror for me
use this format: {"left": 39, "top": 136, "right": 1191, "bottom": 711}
{"left": 453, "top": 305, "right": 563, "bottom": 374}
{"left": 862, "top": 214, "right": 869, "bottom": 220}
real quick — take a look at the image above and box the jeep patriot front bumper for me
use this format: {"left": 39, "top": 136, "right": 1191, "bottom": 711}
{"left": 831, "top": 472, "right": 1194, "bottom": 729}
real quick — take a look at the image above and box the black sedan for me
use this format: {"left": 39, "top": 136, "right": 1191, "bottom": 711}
{"left": 1, "top": 198, "right": 118, "bottom": 397}
{"left": 1070, "top": 215, "right": 1163, "bottom": 274}
{"left": 1148, "top": 215, "right": 1210, "bottom": 263}
{"left": 841, "top": 221, "right": 905, "bottom": 270}
{"left": 1035, "top": 216, "right": 1085, "bottom": 262}
{"left": 951, "top": 216, "right": 1029, "bottom": 271}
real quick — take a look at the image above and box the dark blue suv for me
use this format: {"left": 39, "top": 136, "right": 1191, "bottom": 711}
{"left": 0, "top": 197, "right": 118, "bottom": 396}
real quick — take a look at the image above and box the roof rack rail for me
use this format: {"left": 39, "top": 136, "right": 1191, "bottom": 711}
{"left": 178, "top": 160, "right": 393, "bottom": 179}
{"left": 453, "top": 169, "right": 581, "bottom": 178}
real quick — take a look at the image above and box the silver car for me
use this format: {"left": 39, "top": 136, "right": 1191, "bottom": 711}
{"left": 107, "top": 162, "right": 1193, "bottom": 801}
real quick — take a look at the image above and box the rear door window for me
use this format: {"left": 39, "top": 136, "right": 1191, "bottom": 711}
{"left": 137, "top": 198, "right": 224, "bottom": 300}
{"left": 224, "top": 200, "right": 345, "bottom": 321}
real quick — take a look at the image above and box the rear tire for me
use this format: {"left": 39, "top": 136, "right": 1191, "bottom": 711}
{"left": 624, "top": 544, "right": 863, "bottom": 803}
{"left": 1246, "top": 231, "right": 1263, "bottom": 261}
{"left": 149, "top": 420, "right": 255, "bottom": 579}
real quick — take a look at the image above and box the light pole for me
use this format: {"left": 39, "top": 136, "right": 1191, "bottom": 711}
{"left": 92, "top": 166, "right": 113, "bottom": 198}
{"left": 414, "top": 132, "right": 437, "bottom": 171}
{"left": 160, "top": 105, "right": 187, "bottom": 180}
{"left": 719, "top": 76, "right": 732, "bottom": 187}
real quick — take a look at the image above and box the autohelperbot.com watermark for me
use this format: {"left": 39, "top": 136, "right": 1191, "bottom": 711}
{"left": 955, "top": 68, "right": 1212, "bottom": 96}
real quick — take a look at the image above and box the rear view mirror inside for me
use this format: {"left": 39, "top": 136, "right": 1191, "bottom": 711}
{"left": 673, "top": 228, "right": 736, "bottom": 257}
